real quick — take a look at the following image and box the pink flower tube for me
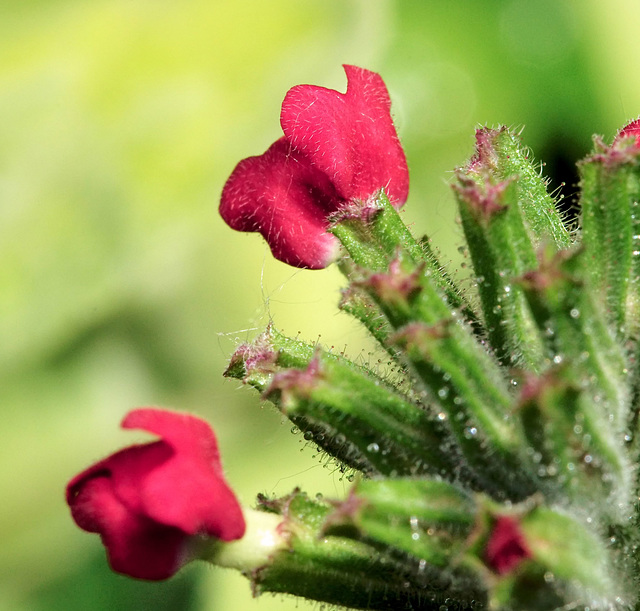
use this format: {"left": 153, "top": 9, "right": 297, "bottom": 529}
{"left": 220, "top": 65, "right": 409, "bottom": 269}
{"left": 66, "top": 408, "right": 246, "bottom": 580}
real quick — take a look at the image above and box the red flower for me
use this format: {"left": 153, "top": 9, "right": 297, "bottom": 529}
{"left": 66, "top": 408, "right": 245, "bottom": 580}
{"left": 220, "top": 65, "right": 409, "bottom": 269}
{"left": 484, "top": 516, "right": 531, "bottom": 576}
{"left": 615, "top": 118, "right": 640, "bottom": 146}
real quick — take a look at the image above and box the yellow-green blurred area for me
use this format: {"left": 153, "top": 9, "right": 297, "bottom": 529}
{"left": 2, "top": 1, "right": 639, "bottom": 609}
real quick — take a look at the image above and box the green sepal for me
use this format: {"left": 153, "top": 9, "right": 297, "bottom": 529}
{"left": 325, "top": 479, "right": 477, "bottom": 568}
{"left": 354, "top": 255, "right": 539, "bottom": 500}
{"left": 251, "top": 489, "right": 480, "bottom": 610}
{"left": 578, "top": 135, "right": 640, "bottom": 338}
{"left": 225, "top": 326, "right": 471, "bottom": 481}
{"left": 338, "top": 282, "right": 396, "bottom": 354}
{"left": 265, "top": 353, "right": 465, "bottom": 479}
{"left": 521, "top": 506, "right": 619, "bottom": 600}
{"left": 519, "top": 246, "right": 630, "bottom": 430}
{"left": 330, "top": 191, "right": 478, "bottom": 327}
{"left": 322, "top": 481, "right": 624, "bottom": 610}
{"left": 517, "top": 367, "right": 630, "bottom": 515}
{"left": 453, "top": 175, "right": 544, "bottom": 370}
{"left": 392, "top": 320, "right": 537, "bottom": 501}
{"left": 465, "top": 127, "right": 573, "bottom": 250}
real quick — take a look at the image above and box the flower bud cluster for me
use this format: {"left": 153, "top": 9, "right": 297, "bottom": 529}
{"left": 67, "top": 68, "right": 640, "bottom": 611}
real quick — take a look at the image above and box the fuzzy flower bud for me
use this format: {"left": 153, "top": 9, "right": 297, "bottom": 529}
{"left": 614, "top": 118, "right": 640, "bottom": 146}
{"left": 484, "top": 516, "right": 531, "bottom": 575}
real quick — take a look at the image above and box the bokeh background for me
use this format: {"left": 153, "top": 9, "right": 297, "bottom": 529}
{"left": 3, "top": 1, "right": 640, "bottom": 609}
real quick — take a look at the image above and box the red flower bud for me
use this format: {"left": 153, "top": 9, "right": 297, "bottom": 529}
{"left": 484, "top": 516, "right": 531, "bottom": 576}
{"left": 220, "top": 65, "right": 409, "bottom": 269}
{"left": 66, "top": 408, "right": 245, "bottom": 580}
{"left": 615, "top": 118, "right": 640, "bottom": 147}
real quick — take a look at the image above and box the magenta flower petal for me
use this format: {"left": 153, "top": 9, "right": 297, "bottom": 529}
{"left": 484, "top": 516, "right": 531, "bottom": 575}
{"left": 615, "top": 118, "right": 640, "bottom": 146}
{"left": 220, "top": 66, "right": 409, "bottom": 269}
{"left": 122, "top": 408, "right": 221, "bottom": 473}
{"left": 220, "top": 138, "right": 340, "bottom": 269}
{"left": 70, "top": 475, "right": 187, "bottom": 580}
{"left": 281, "top": 65, "right": 409, "bottom": 205}
{"left": 66, "top": 408, "right": 246, "bottom": 581}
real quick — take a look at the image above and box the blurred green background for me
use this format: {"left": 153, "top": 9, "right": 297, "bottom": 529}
{"left": 2, "top": 1, "right": 640, "bottom": 609}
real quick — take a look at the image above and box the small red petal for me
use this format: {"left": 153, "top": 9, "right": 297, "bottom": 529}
{"left": 615, "top": 118, "right": 640, "bottom": 146}
{"left": 66, "top": 408, "right": 246, "bottom": 580}
{"left": 220, "top": 138, "right": 340, "bottom": 268}
{"left": 71, "top": 476, "right": 186, "bottom": 580}
{"left": 123, "top": 408, "right": 221, "bottom": 466}
{"left": 485, "top": 516, "right": 531, "bottom": 575}
{"left": 281, "top": 65, "right": 409, "bottom": 206}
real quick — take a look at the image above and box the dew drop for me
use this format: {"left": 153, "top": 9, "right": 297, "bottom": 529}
{"left": 438, "top": 387, "right": 450, "bottom": 399}
{"left": 569, "top": 308, "right": 580, "bottom": 319}
{"left": 367, "top": 442, "right": 380, "bottom": 453}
